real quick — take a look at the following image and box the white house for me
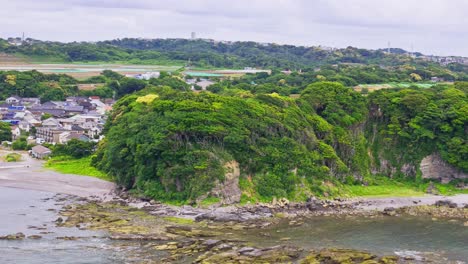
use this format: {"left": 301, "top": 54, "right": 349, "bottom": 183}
{"left": 11, "top": 126, "right": 21, "bottom": 140}
{"left": 6, "top": 96, "right": 21, "bottom": 104}
{"left": 42, "top": 117, "right": 61, "bottom": 128}
{"left": 18, "top": 121, "right": 31, "bottom": 132}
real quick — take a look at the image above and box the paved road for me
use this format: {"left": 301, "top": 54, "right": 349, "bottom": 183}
{"left": 0, "top": 150, "right": 115, "bottom": 198}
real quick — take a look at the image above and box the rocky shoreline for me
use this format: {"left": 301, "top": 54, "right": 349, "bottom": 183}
{"left": 111, "top": 189, "right": 468, "bottom": 223}
{"left": 2, "top": 190, "right": 467, "bottom": 263}
{"left": 57, "top": 193, "right": 468, "bottom": 263}
{"left": 1, "top": 183, "right": 467, "bottom": 263}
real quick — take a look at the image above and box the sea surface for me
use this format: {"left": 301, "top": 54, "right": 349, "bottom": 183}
{"left": 244, "top": 215, "right": 468, "bottom": 263}
{"left": 0, "top": 187, "right": 125, "bottom": 264}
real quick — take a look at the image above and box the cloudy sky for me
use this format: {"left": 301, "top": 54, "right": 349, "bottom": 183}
{"left": 1, "top": 0, "right": 467, "bottom": 56}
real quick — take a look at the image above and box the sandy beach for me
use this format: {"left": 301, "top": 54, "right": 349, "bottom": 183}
{"left": 0, "top": 151, "right": 115, "bottom": 199}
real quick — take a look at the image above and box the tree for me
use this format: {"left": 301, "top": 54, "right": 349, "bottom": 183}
{"left": 41, "top": 113, "right": 53, "bottom": 121}
{"left": 401, "top": 92, "right": 428, "bottom": 113}
{"left": 5, "top": 74, "right": 17, "bottom": 86}
{"left": 101, "top": 70, "right": 123, "bottom": 80}
{"left": 0, "top": 122, "right": 12, "bottom": 142}
{"left": 53, "top": 139, "right": 96, "bottom": 158}
{"left": 12, "top": 137, "right": 29, "bottom": 150}
{"left": 117, "top": 78, "right": 147, "bottom": 97}
{"left": 410, "top": 73, "right": 423, "bottom": 82}
{"left": 41, "top": 88, "right": 65, "bottom": 102}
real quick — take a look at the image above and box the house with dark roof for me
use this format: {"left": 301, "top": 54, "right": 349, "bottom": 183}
{"left": 64, "top": 105, "right": 85, "bottom": 115}
{"left": 65, "top": 133, "right": 90, "bottom": 142}
{"left": 0, "top": 103, "right": 10, "bottom": 111}
{"left": 30, "top": 108, "right": 67, "bottom": 117}
{"left": 41, "top": 101, "right": 61, "bottom": 109}
{"left": 20, "top": 97, "right": 40, "bottom": 106}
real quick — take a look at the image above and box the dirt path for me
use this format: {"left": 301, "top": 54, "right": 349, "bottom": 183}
{"left": 354, "top": 194, "right": 468, "bottom": 210}
{"left": 0, "top": 151, "right": 115, "bottom": 199}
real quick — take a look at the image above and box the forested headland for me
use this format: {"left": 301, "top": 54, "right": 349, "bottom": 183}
{"left": 91, "top": 80, "right": 467, "bottom": 203}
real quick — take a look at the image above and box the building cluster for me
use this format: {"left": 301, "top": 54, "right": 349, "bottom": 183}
{"left": 1, "top": 95, "right": 114, "bottom": 146}
{"left": 186, "top": 78, "right": 215, "bottom": 91}
{"left": 420, "top": 55, "right": 468, "bottom": 66}
{"left": 125, "top": 71, "right": 160, "bottom": 80}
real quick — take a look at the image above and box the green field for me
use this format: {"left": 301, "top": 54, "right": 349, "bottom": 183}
{"left": 341, "top": 176, "right": 468, "bottom": 198}
{"left": 45, "top": 156, "right": 112, "bottom": 181}
{"left": 355, "top": 82, "right": 452, "bottom": 92}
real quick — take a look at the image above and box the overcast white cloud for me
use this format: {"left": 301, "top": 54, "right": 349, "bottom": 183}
{"left": 1, "top": 0, "right": 467, "bottom": 56}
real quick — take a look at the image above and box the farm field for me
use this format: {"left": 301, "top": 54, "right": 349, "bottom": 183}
{"left": 354, "top": 82, "right": 452, "bottom": 92}
{"left": 0, "top": 63, "right": 181, "bottom": 80}
{"left": 0, "top": 53, "right": 269, "bottom": 80}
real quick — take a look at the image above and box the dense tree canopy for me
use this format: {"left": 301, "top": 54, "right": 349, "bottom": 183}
{"left": 0, "top": 122, "right": 12, "bottom": 142}
{"left": 368, "top": 86, "right": 468, "bottom": 172}
{"left": 93, "top": 80, "right": 467, "bottom": 203}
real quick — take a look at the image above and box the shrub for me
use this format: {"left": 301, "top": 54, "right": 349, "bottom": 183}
{"left": 5, "top": 153, "right": 22, "bottom": 162}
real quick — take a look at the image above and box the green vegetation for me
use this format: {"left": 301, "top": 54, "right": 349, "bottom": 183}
{"left": 1, "top": 38, "right": 467, "bottom": 79}
{"left": 209, "top": 65, "right": 464, "bottom": 96}
{"left": 94, "top": 82, "right": 366, "bottom": 202}
{"left": 0, "top": 68, "right": 188, "bottom": 101}
{"left": 92, "top": 80, "right": 467, "bottom": 203}
{"left": 367, "top": 84, "right": 468, "bottom": 173}
{"left": 3, "top": 153, "right": 22, "bottom": 162}
{"left": 45, "top": 156, "right": 111, "bottom": 181}
{"left": 342, "top": 176, "right": 468, "bottom": 197}
{"left": 198, "top": 196, "right": 221, "bottom": 207}
{"left": 11, "top": 137, "right": 31, "bottom": 150}
{"left": 0, "top": 70, "right": 79, "bottom": 101}
{"left": 2, "top": 38, "right": 466, "bottom": 203}
{"left": 0, "top": 122, "right": 12, "bottom": 142}
{"left": 43, "top": 139, "right": 110, "bottom": 180}
{"left": 344, "top": 184, "right": 425, "bottom": 197}
{"left": 162, "top": 216, "right": 195, "bottom": 225}
{"left": 357, "top": 82, "right": 437, "bottom": 89}
{"left": 52, "top": 139, "right": 96, "bottom": 158}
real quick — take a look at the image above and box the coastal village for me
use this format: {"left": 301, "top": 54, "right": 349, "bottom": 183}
{"left": 0, "top": 95, "right": 114, "bottom": 158}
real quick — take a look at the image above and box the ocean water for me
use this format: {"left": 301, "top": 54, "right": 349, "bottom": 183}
{"left": 241, "top": 215, "right": 468, "bottom": 263}
{"left": 0, "top": 187, "right": 124, "bottom": 264}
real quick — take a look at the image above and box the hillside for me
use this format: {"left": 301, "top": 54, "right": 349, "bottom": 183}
{"left": 1, "top": 38, "right": 467, "bottom": 77}
{"left": 93, "top": 82, "right": 468, "bottom": 204}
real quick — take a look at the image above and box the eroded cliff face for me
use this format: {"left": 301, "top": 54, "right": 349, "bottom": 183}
{"left": 420, "top": 153, "right": 468, "bottom": 183}
{"left": 210, "top": 161, "right": 241, "bottom": 204}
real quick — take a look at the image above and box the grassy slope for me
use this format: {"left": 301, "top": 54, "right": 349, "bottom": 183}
{"left": 341, "top": 177, "right": 468, "bottom": 198}
{"left": 45, "top": 156, "right": 112, "bottom": 181}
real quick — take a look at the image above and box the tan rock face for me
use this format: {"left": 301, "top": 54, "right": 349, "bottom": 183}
{"left": 210, "top": 160, "right": 241, "bottom": 204}
{"left": 420, "top": 153, "right": 467, "bottom": 183}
